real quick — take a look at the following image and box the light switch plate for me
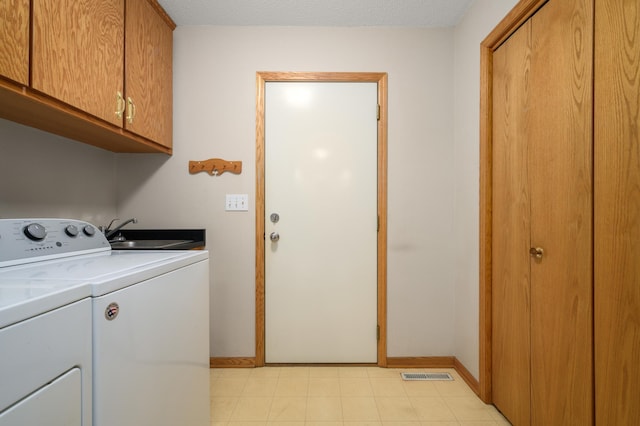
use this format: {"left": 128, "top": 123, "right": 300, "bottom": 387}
{"left": 226, "top": 194, "right": 249, "bottom": 211}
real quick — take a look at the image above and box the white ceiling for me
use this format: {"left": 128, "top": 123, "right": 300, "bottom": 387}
{"left": 156, "top": 0, "right": 476, "bottom": 27}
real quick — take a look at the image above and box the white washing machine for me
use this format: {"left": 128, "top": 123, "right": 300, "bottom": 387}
{"left": 0, "top": 219, "right": 210, "bottom": 426}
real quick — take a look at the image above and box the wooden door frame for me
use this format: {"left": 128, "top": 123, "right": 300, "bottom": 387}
{"left": 255, "top": 71, "right": 388, "bottom": 367}
{"left": 479, "top": 0, "right": 549, "bottom": 403}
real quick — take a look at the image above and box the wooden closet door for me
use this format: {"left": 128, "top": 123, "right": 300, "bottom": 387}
{"left": 528, "top": 0, "right": 593, "bottom": 424}
{"left": 492, "top": 0, "right": 593, "bottom": 424}
{"left": 491, "top": 19, "right": 533, "bottom": 426}
{"left": 594, "top": 0, "right": 640, "bottom": 423}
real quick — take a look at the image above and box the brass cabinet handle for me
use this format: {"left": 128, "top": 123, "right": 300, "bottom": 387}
{"left": 529, "top": 247, "right": 544, "bottom": 259}
{"left": 126, "top": 97, "right": 136, "bottom": 124}
{"left": 115, "top": 91, "right": 125, "bottom": 119}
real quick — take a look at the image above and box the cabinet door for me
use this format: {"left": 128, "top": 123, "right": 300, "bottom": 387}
{"left": 0, "top": 0, "right": 29, "bottom": 85}
{"left": 594, "top": 0, "right": 640, "bottom": 424}
{"left": 125, "top": 0, "right": 173, "bottom": 148}
{"left": 32, "top": 0, "right": 124, "bottom": 126}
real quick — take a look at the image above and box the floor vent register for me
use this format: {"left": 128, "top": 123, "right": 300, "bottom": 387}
{"left": 400, "top": 372, "right": 454, "bottom": 381}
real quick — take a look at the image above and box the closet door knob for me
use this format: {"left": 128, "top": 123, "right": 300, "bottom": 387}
{"left": 529, "top": 247, "right": 544, "bottom": 259}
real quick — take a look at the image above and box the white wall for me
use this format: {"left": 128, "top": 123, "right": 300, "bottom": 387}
{"left": 452, "top": 0, "right": 519, "bottom": 379}
{"left": 116, "top": 26, "right": 457, "bottom": 358}
{"left": 0, "top": 118, "right": 117, "bottom": 223}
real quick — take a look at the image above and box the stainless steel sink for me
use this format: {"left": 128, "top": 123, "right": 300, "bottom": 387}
{"left": 110, "top": 239, "right": 193, "bottom": 249}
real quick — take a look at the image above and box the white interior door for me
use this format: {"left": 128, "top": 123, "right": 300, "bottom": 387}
{"left": 265, "top": 82, "right": 378, "bottom": 363}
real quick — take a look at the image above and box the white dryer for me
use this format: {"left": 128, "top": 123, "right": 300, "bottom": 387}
{"left": 0, "top": 219, "right": 210, "bottom": 426}
{"left": 0, "top": 219, "right": 101, "bottom": 426}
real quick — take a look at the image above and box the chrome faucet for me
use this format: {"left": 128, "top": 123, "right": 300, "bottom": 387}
{"left": 104, "top": 218, "right": 138, "bottom": 240}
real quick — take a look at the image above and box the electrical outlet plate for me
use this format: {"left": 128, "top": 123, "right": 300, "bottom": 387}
{"left": 225, "top": 194, "right": 249, "bottom": 211}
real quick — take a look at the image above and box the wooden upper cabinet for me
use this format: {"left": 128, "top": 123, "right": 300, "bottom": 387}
{"left": 22, "top": 0, "right": 174, "bottom": 151}
{"left": 0, "top": 0, "right": 174, "bottom": 153}
{"left": 0, "top": 0, "right": 30, "bottom": 85}
{"left": 32, "top": 0, "right": 125, "bottom": 127}
{"left": 125, "top": 0, "right": 173, "bottom": 148}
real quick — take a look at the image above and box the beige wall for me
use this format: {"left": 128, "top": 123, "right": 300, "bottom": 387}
{"left": 0, "top": 118, "right": 117, "bottom": 223}
{"left": 0, "top": 1, "right": 519, "bottom": 378}
{"left": 452, "top": 0, "right": 519, "bottom": 379}
{"left": 116, "top": 25, "right": 458, "bottom": 358}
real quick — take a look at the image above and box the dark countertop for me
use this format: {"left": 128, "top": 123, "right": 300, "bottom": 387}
{"left": 110, "top": 229, "right": 206, "bottom": 250}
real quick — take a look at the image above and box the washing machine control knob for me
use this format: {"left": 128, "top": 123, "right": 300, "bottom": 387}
{"left": 65, "top": 224, "right": 79, "bottom": 237}
{"left": 83, "top": 225, "right": 96, "bottom": 237}
{"left": 24, "top": 223, "right": 47, "bottom": 241}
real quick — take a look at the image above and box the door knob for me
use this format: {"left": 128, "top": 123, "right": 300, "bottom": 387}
{"left": 529, "top": 247, "right": 544, "bottom": 259}
{"left": 270, "top": 232, "right": 280, "bottom": 242}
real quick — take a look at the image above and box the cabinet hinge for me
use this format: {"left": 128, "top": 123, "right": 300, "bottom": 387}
{"left": 377, "top": 104, "right": 381, "bottom": 121}
{"left": 377, "top": 325, "right": 380, "bottom": 341}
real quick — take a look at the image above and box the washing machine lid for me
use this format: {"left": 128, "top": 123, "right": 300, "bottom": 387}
{"left": 0, "top": 250, "right": 208, "bottom": 297}
{"left": 0, "top": 219, "right": 209, "bottom": 325}
{"left": 0, "top": 277, "right": 90, "bottom": 328}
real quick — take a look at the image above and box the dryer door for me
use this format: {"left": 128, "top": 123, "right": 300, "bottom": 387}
{"left": 0, "top": 368, "right": 82, "bottom": 426}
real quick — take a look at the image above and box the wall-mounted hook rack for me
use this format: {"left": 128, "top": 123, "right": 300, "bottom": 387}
{"left": 188, "top": 158, "right": 242, "bottom": 176}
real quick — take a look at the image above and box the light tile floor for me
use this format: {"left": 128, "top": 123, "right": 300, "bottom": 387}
{"left": 210, "top": 367, "right": 511, "bottom": 426}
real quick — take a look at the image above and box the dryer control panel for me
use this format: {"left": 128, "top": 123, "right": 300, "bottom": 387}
{"left": 0, "top": 219, "right": 110, "bottom": 267}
